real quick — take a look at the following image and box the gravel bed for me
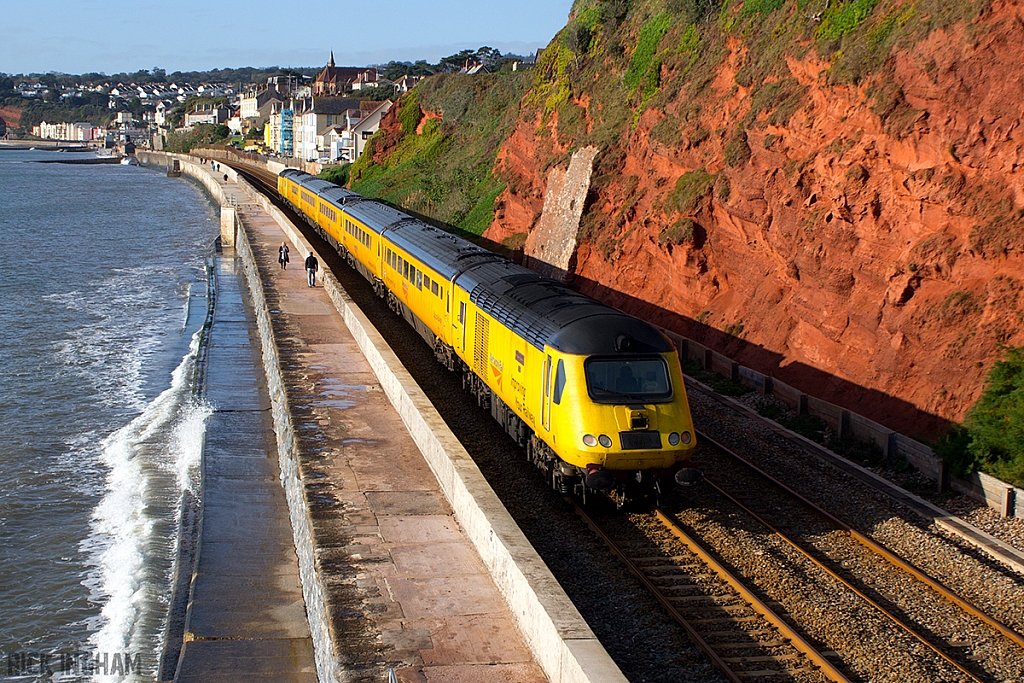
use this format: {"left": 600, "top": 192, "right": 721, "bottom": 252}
{"left": 730, "top": 390, "right": 1024, "bottom": 557}
{"left": 686, "top": 388, "right": 1024, "bottom": 681}
{"left": 283, "top": 216, "right": 726, "bottom": 683}
{"left": 661, "top": 482, "right": 973, "bottom": 683}
{"left": 595, "top": 509, "right": 835, "bottom": 683}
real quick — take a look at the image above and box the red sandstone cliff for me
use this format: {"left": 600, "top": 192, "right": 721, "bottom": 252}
{"left": 483, "top": 0, "right": 1024, "bottom": 435}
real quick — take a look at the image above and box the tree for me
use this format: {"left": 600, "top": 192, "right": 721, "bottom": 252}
{"left": 376, "top": 60, "right": 434, "bottom": 81}
{"left": 438, "top": 49, "right": 477, "bottom": 73}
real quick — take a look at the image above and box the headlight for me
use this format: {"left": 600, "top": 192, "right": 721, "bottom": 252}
{"left": 598, "top": 434, "right": 612, "bottom": 448}
{"left": 668, "top": 432, "right": 680, "bottom": 446}
{"left": 680, "top": 431, "right": 692, "bottom": 444}
{"left": 582, "top": 434, "right": 597, "bottom": 447}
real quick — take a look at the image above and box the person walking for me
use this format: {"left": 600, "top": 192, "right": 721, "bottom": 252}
{"left": 305, "top": 252, "right": 319, "bottom": 287}
{"left": 278, "top": 242, "right": 289, "bottom": 269}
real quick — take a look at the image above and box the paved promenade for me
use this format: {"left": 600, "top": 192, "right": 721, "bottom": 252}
{"left": 233, "top": 178, "right": 548, "bottom": 682}
{"left": 164, "top": 162, "right": 550, "bottom": 682}
{"left": 175, "top": 249, "right": 316, "bottom": 682}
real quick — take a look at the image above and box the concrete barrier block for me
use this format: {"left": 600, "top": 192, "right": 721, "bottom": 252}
{"left": 806, "top": 396, "right": 843, "bottom": 432}
{"left": 710, "top": 351, "right": 737, "bottom": 380}
{"left": 893, "top": 434, "right": 941, "bottom": 480}
{"left": 770, "top": 379, "right": 804, "bottom": 412}
{"left": 847, "top": 412, "right": 893, "bottom": 453}
{"left": 737, "top": 366, "right": 768, "bottom": 393}
{"left": 686, "top": 341, "right": 708, "bottom": 369}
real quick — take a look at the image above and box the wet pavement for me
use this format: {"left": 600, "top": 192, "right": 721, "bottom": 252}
{"left": 233, "top": 185, "right": 549, "bottom": 681}
{"left": 171, "top": 165, "right": 549, "bottom": 682}
{"left": 174, "top": 250, "right": 316, "bottom": 683}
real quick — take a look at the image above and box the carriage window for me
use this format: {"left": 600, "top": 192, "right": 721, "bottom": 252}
{"left": 583, "top": 357, "right": 672, "bottom": 403}
{"left": 431, "top": 281, "right": 439, "bottom": 296}
{"left": 416, "top": 271, "right": 422, "bottom": 289}
{"left": 403, "top": 261, "right": 409, "bottom": 280}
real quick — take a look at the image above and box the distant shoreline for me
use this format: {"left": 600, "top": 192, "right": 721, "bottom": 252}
{"left": 0, "top": 140, "right": 96, "bottom": 152}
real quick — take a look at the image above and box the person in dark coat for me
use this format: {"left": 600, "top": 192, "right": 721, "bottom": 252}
{"left": 305, "top": 252, "right": 319, "bottom": 287}
{"left": 278, "top": 242, "right": 289, "bottom": 269}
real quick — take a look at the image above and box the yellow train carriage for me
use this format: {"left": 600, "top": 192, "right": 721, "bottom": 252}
{"left": 335, "top": 200, "right": 410, "bottom": 294}
{"left": 277, "top": 169, "right": 302, "bottom": 205}
{"left": 382, "top": 242, "right": 451, "bottom": 347}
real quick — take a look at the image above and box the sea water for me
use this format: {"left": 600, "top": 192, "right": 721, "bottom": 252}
{"left": 0, "top": 150, "right": 218, "bottom": 680}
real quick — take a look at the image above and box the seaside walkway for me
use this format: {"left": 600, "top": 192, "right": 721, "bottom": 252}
{"left": 166, "top": 159, "right": 550, "bottom": 681}
{"left": 174, "top": 247, "right": 316, "bottom": 682}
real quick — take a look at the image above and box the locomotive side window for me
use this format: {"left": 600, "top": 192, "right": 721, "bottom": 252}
{"left": 584, "top": 357, "right": 672, "bottom": 403}
{"left": 552, "top": 360, "right": 566, "bottom": 405}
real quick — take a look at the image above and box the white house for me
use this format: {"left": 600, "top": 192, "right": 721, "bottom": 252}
{"left": 184, "top": 104, "right": 230, "bottom": 127}
{"left": 328, "top": 99, "right": 393, "bottom": 162}
{"left": 294, "top": 96, "right": 360, "bottom": 160}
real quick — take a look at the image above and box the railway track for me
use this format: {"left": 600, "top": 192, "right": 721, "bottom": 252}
{"left": 663, "top": 431, "right": 1024, "bottom": 682}
{"left": 573, "top": 501, "right": 847, "bottom": 682}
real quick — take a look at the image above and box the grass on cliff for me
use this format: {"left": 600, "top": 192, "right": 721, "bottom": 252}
{"left": 934, "top": 346, "right": 1024, "bottom": 487}
{"left": 347, "top": 72, "right": 530, "bottom": 236}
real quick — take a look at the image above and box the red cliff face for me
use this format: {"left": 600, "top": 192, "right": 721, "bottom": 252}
{"left": 485, "top": 1, "right": 1024, "bottom": 435}
{"left": 0, "top": 104, "right": 22, "bottom": 128}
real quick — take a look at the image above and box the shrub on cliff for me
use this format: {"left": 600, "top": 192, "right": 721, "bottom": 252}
{"left": 163, "top": 123, "right": 230, "bottom": 154}
{"left": 667, "top": 169, "right": 714, "bottom": 214}
{"left": 937, "top": 346, "right": 1024, "bottom": 487}
{"left": 319, "top": 163, "right": 350, "bottom": 186}
{"left": 397, "top": 92, "right": 423, "bottom": 136}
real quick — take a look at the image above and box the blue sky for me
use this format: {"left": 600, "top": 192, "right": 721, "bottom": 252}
{"left": 1, "top": 0, "right": 575, "bottom": 76}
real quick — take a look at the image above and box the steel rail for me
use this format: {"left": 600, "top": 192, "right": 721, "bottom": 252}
{"left": 569, "top": 501, "right": 745, "bottom": 683}
{"left": 571, "top": 501, "right": 851, "bottom": 683}
{"left": 698, "top": 476, "right": 988, "bottom": 683}
{"left": 654, "top": 510, "right": 852, "bottom": 683}
{"left": 696, "top": 429, "right": 1024, "bottom": 652}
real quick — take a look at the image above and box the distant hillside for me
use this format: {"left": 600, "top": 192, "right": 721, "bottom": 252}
{"left": 347, "top": 71, "right": 532, "bottom": 238}
{"left": 351, "top": 0, "right": 1024, "bottom": 438}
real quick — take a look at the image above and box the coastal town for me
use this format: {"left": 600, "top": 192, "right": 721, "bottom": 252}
{"left": 0, "top": 48, "right": 530, "bottom": 164}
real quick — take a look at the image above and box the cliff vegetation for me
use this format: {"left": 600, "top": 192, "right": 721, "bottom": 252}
{"left": 351, "top": 0, "right": 1024, "bottom": 480}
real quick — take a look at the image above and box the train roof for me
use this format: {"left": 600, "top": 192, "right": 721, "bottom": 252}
{"left": 385, "top": 220, "right": 504, "bottom": 281}
{"left": 298, "top": 176, "right": 336, "bottom": 195}
{"left": 320, "top": 186, "right": 362, "bottom": 204}
{"left": 342, "top": 200, "right": 412, "bottom": 235}
{"left": 279, "top": 168, "right": 307, "bottom": 180}
{"left": 459, "top": 261, "right": 674, "bottom": 354}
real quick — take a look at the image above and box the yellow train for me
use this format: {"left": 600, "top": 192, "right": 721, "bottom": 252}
{"left": 278, "top": 168, "right": 700, "bottom": 504}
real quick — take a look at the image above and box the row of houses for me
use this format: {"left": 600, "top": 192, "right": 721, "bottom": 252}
{"left": 32, "top": 111, "right": 139, "bottom": 141}
{"left": 33, "top": 121, "right": 101, "bottom": 141}
{"left": 262, "top": 96, "right": 392, "bottom": 162}
{"left": 212, "top": 55, "right": 394, "bottom": 163}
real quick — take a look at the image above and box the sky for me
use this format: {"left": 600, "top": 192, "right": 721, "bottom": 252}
{"left": 0, "top": 0, "right": 575, "bottom": 76}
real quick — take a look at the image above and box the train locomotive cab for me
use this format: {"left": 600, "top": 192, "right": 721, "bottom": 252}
{"left": 535, "top": 313, "right": 699, "bottom": 505}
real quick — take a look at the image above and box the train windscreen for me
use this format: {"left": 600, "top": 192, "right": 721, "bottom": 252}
{"left": 584, "top": 357, "right": 673, "bottom": 403}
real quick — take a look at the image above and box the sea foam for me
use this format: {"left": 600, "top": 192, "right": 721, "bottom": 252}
{"left": 82, "top": 329, "right": 211, "bottom": 681}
